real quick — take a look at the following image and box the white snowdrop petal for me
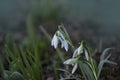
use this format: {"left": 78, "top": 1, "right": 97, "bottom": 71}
{"left": 64, "top": 41, "right": 69, "bottom": 51}
{"left": 54, "top": 36, "right": 59, "bottom": 48}
{"left": 51, "top": 36, "right": 55, "bottom": 46}
{"left": 72, "top": 64, "right": 78, "bottom": 74}
{"left": 64, "top": 59, "right": 76, "bottom": 64}
{"left": 78, "top": 44, "right": 83, "bottom": 55}
{"left": 51, "top": 34, "right": 59, "bottom": 48}
{"left": 85, "top": 49, "right": 89, "bottom": 60}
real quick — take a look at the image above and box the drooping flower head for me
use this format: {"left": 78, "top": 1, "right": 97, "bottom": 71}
{"left": 72, "top": 41, "right": 89, "bottom": 60}
{"left": 72, "top": 43, "right": 84, "bottom": 58}
{"left": 51, "top": 33, "right": 59, "bottom": 48}
{"left": 51, "top": 30, "right": 69, "bottom": 51}
{"left": 64, "top": 58, "right": 78, "bottom": 74}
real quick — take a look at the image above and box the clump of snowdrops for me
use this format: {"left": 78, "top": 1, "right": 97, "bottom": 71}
{"left": 51, "top": 24, "right": 117, "bottom": 80}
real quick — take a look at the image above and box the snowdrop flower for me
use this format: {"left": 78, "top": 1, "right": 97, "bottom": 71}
{"left": 72, "top": 43, "right": 83, "bottom": 58}
{"left": 51, "top": 34, "right": 59, "bottom": 48}
{"left": 61, "top": 40, "right": 69, "bottom": 51}
{"left": 51, "top": 31, "right": 69, "bottom": 51}
{"left": 64, "top": 58, "right": 78, "bottom": 74}
{"left": 72, "top": 43, "right": 89, "bottom": 60}
{"left": 64, "top": 58, "right": 76, "bottom": 64}
{"left": 57, "top": 31, "right": 69, "bottom": 51}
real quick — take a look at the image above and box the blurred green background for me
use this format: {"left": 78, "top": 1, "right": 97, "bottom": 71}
{"left": 0, "top": 0, "right": 120, "bottom": 48}
{"left": 0, "top": 0, "right": 120, "bottom": 34}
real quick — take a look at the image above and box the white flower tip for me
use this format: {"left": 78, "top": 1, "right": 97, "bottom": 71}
{"left": 78, "top": 44, "right": 83, "bottom": 55}
{"left": 63, "top": 40, "right": 69, "bottom": 51}
{"left": 72, "top": 64, "right": 78, "bottom": 74}
{"left": 63, "top": 59, "right": 75, "bottom": 65}
{"left": 65, "top": 44, "right": 68, "bottom": 51}
{"left": 63, "top": 60, "right": 70, "bottom": 64}
{"left": 85, "top": 49, "right": 89, "bottom": 60}
{"left": 63, "top": 61, "right": 67, "bottom": 64}
{"left": 51, "top": 34, "right": 59, "bottom": 49}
